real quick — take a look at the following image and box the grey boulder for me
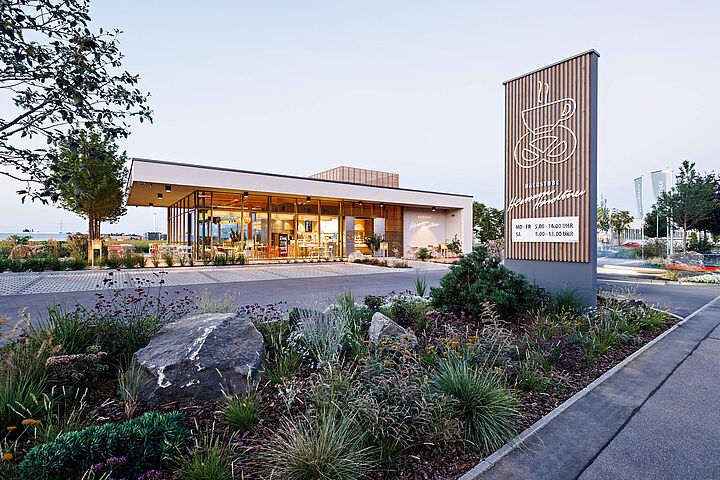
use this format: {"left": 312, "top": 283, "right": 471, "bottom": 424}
{"left": 668, "top": 251, "right": 704, "bottom": 267}
{"left": 127, "top": 312, "right": 264, "bottom": 407}
{"left": 368, "top": 312, "right": 418, "bottom": 348}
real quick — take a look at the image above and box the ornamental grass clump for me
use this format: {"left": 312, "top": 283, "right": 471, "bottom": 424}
{"left": 17, "top": 410, "right": 188, "bottom": 480}
{"left": 430, "top": 357, "right": 517, "bottom": 451}
{"left": 220, "top": 390, "right": 261, "bottom": 431}
{"left": 176, "top": 422, "right": 236, "bottom": 480}
{"left": 262, "top": 408, "right": 376, "bottom": 480}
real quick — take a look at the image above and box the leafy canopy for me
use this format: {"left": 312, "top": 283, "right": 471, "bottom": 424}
{"left": 657, "top": 161, "right": 719, "bottom": 251}
{"left": 51, "top": 129, "right": 127, "bottom": 225}
{"left": 0, "top": 0, "right": 151, "bottom": 201}
{"left": 473, "top": 202, "right": 504, "bottom": 243}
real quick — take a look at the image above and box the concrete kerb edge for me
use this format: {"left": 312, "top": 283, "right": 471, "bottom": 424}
{"left": 457, "top": 306, "right": 689, "bottom": 480}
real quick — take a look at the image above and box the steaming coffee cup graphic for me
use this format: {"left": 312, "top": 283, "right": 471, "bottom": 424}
{"left": 514, "top": 82, "right": 577, "bottom": 169}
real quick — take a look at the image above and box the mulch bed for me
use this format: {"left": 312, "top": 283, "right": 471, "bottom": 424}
{"left": 33, "top": 314, "right": 678, "bottom": 480}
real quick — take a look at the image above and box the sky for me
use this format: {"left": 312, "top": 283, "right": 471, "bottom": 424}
{"left": 1, "top": 0, "right": 719, "bottom": 234}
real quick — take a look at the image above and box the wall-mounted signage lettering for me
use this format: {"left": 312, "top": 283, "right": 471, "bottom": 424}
{"left": 504, "top": 51, "right": 598, "bottom": 263}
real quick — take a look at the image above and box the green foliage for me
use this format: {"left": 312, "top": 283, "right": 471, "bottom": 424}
{"left": 597, "top": 196, "right": 610, "bottom": 235}
{"left": 658, "top": 161, "right": 720, "bottom": 251}
{"left": 162, "top": 252, "right": 175, "bottom": 267}
{"left": 17, "top": 411, "right": 188, "bottom": 480}
{"left": 430, "top": 357, "right": 517, "bottom": 450}
{"left": 416, "top": 247, "right": 430, "bottom": 261}
{"left": 430, "top": 246, "right": 548, "bottom": 319}
{"left": 1, "top": 0, "right": 152, "bottom": 201}
{"left": 447, "top": 234, "right": 462, "bottom": 255}
{"left": 51, "top": 130, "right": 128, "bottom": 241}
{"left": 220, "top": 391, "right": 261, "bottom": 431}
{"left": 643, "top": 206, "right": 668, "bottom": 239}
{"left": 0, "top": 372, "right": 46, "bottom": 431}
{"left": 262, "top": 408, "right": 376, "bottom": 480}
{"left": 102, "top": 256, "right": 122, "bottom": 269}
{"left": 0, "top": 257, "right": 87, "bottom": 273}
{"left": 552, "top": 286, "right": 583, "bottom": 314}
{"left": 473, "top": 202, "right": 504, "bottom": 243}
{"left": 212, "top": 255, "right": 227, "bottom": 266}
{"left": 610, "top": 209, "right": 633, "bottom": 243}
{"left": 176, "top": 423, "right": 235, "bottom": 480}
{"left": 363, "top": 234, "right": 383, "bottom": 255}
{"left": 350, "top": 350, "right": 455, "bottom": 463}
{"left": 413, "top": 273, "right": 428, "bottom": 297}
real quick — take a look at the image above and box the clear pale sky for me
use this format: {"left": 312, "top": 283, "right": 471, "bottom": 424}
{"left": 1, "top": 0, "right": 718, "bottom": 234}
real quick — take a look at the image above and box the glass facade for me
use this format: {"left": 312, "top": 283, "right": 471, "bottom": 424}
{"left": 167, "top": 191, "right": 402, "bottom": 262}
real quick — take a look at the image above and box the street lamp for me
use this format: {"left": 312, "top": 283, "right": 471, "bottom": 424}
{"left": 662, "top": 168, "right": 673, "bottom": 255}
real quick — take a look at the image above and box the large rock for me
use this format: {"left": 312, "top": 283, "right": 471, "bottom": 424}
{"left": 368, "top": 312, "right": 418, "bottom": 348}
{"left": 597, "top": 293, "right": 646, "bottom": 310}
{"left": 348, "top": 250, "right": 369, "bottom": 262}
{"left": 128, "top": 312, "right": 264, "bottom": 406}
{"left": 668, "top": 252, "right": 704, "bottom": 267}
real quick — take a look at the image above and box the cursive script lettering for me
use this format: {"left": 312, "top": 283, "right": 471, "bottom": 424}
{"left": 508, "top": 189, "right": 586, "bottom": 212}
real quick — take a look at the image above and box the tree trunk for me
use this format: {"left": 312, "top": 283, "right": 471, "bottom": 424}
{"left": 683, "top": 219, "right": 687, "bottom": 253}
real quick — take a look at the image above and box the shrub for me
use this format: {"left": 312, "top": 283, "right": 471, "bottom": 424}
{"left": 235, "top": 254, "right": 247, "bottom": 265}
{"left": 262, "top": 408, "right": 376, "bottom": 480}
{"left": 162, "top": 252, "right": 175, "bottom": 267}
{"left": 212, "top": 255, "right": 227, "bottom": 266}
{"left": 416, "top": 247, "right": 430, "bottom": 261}
{"left": 430, "top": 357, "right": 517, "bottom": 450}
{"left": 552, "top": 286, "right": 583, "bottom": 314}
{"left": 176, "top": 423, "right": 235, "bottom": 480}
{"left": 430, "top": 246, "right": 548, "bottom": 319}
{"left": 350, "top": 349, "right": 456, "bottom": 463}
{"left": 150, "top": 253, "right": 160, "bottom": 268}
{"left": 220, "top": 390, "right": 261, "bottom": 431}
{"left": 17, "top": 411, "right": 188, "bottom": 480}
{"left": 290, "top": 309, "right": 352, "bottom": 370}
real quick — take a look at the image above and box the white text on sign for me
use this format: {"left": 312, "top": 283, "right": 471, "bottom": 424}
{"left": 511, "top": 216, "right": 579, "bottom": 243}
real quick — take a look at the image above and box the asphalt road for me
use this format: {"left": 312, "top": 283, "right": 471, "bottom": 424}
{"left": 0, "top": 269, "right": 449, "bottom": 334}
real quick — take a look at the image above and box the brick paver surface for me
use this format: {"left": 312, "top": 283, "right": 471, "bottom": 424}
{"left": 0, "top": 262, "right": 447, "bottom": 296}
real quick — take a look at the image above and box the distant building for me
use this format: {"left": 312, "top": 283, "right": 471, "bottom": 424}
{"left": 144, "top": 231, "right": 167, "bottom": 241}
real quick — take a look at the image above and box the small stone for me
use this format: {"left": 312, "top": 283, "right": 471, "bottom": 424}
{"left": 348, "top": 250, "right": 368, "bottom": 262}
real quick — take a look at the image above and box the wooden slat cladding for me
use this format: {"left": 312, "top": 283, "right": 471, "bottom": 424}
{"left": 504, "top": 51, "right": 598, "bottom": 263}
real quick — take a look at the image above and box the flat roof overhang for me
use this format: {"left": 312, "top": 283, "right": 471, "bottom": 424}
{"left": 126, "top": 158, "right": 473, "bottom": 210}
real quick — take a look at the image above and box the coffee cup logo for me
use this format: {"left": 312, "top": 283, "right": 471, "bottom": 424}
{"left": 513, "top": 81, "right": 577, "bottom": 169}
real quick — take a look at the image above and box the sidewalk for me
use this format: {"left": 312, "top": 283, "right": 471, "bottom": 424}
{"left": 463, "top": 293, "right": 720, "bottom": 480}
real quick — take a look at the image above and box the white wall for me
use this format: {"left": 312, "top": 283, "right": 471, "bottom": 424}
{"left": 403, "top": 208, "right": 446, "bottom": 254}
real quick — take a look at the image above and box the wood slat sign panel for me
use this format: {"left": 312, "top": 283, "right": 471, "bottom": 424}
{"left": 504, "top": 51, "right": 598, "bottom": 263}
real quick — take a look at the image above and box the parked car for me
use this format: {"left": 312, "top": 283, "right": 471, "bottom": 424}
{"left": 622, "top": 242, "right": 640, "bottom": 247}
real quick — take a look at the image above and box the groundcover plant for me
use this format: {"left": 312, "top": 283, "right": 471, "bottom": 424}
{"left": 0, "top": 266, "right": 673, "bottom": 480}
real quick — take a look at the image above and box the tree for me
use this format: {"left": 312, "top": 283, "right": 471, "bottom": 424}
{"left": 610, "top": 209, "right": 632, "bottom": 245}
{"left": 473, "top": 202, "right": 504, "bottom": 243}
{"left": 597, "top": 196, "right": 610, "bottom": 243}
{"left": 657, "top": 161, "right": 718, "bottom": 252}
{"left": 51, "top": 129, "right": 127, "bottom": 251}
{"left": 0, "top": 0, "right": 151, "bottom": 201}
{"left": 694, "top": 173, "right": 720, "bottom": 236}
{"left": 643, "top": 205, "right": 668, "bottom": 238}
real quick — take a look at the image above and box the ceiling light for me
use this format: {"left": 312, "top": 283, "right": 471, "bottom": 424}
{"left": 306, "top": 197, "right": 311, "bottom": 202}
{"left": 157, "top": 193, "right": 163, "bottom": 199}
{"left": 359, "top": 201, "right": 363, "bottom": 206}
{"left": 243, "top": 191, "right": 249, "bottom": 198}
{"left": 432, "top": 207, "right": 436, "bottom": 212}
{"left": 165, "top": 185, "right": 171, "bottom": 192}
{"left": 149, "top": 202, "right": 154, "bottom": 207}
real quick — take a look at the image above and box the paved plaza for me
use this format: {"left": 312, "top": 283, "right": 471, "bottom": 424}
{"left": 0, "top": 261, "right": 448, "bottom": 296}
